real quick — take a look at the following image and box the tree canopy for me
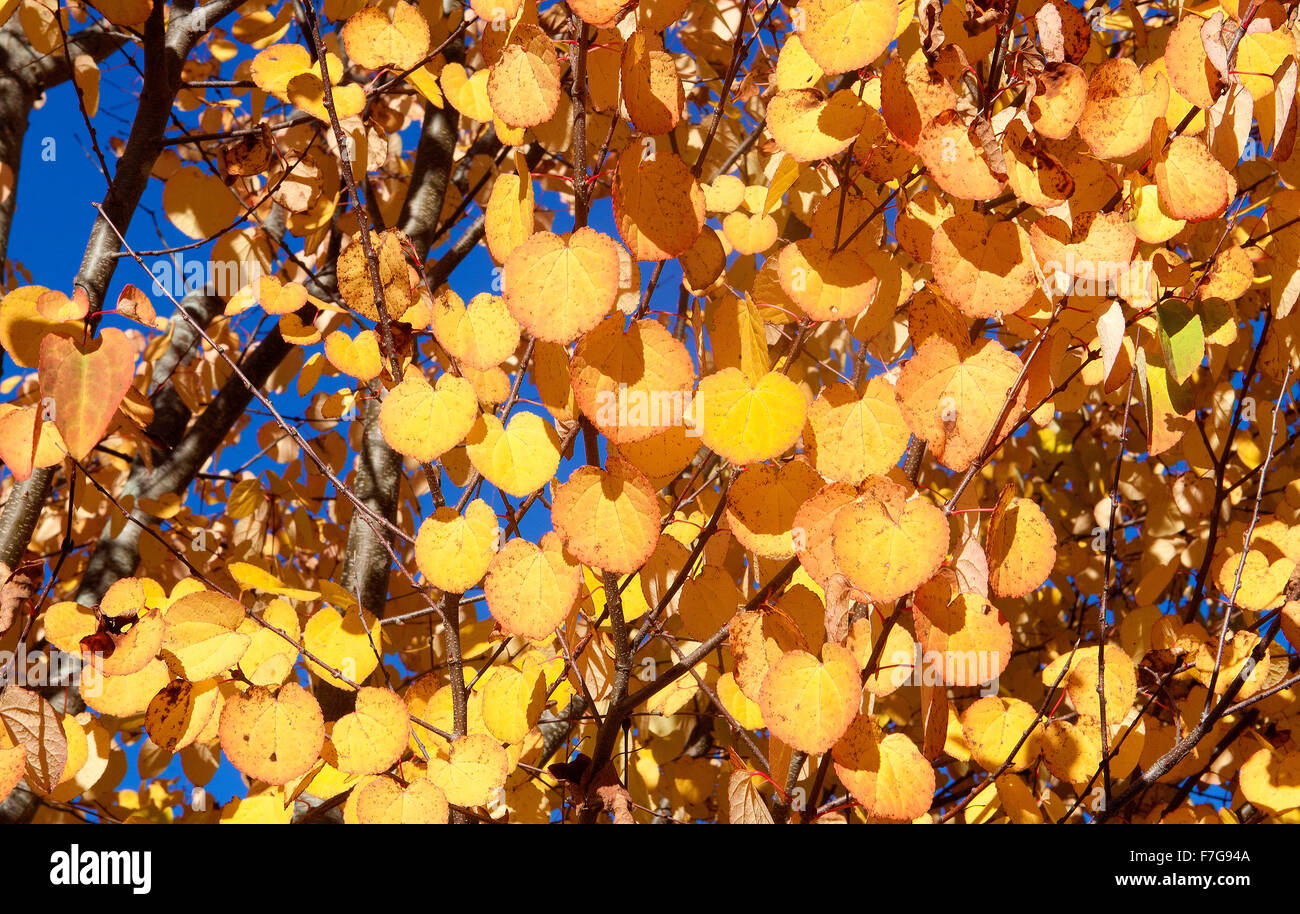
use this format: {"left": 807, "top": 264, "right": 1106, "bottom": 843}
{"left": 1, "top": 0, "right": 1300, "bottom": 826}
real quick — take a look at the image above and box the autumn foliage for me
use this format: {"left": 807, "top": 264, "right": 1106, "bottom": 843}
{"left": 3, "top": 0, "right": 1300, "bottom": 826}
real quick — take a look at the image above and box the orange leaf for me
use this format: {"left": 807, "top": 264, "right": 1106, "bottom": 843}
{"left": 218, "top": 683, "right": 325, "bottom": 786}
{"left": 985, "top": 487, "right": 1057, "bottom": 598}
{"left": 504, "top": 228, "right": 620, "bottom": 344}
{"left": 758, "top": 643, "right": 862, "bottom": 755}
{"left": 38, "top": 328, "right": 137, "bottom": 461}
{"left": 553, "top": 459, "right": 661, "bottom": 574}
{"left": 832, "top": 713, "right": 934, "bottom": 821}
{"left": 831, "top": 476, "right": 950, "bottom": 602}
{"left": 930, "top": 211, "right": 1037, "bottom": 319}
{"left": 895, "top": 336, "right": 1026, "bottom": 472}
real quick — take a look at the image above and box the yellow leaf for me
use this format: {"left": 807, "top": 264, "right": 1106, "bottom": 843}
{"left": 487, "top": 38, "right": 561, "bottom": 129}
{"left": 1061, "top": 644, "right": 1137, "bottom": 721}
{"left": 302, "top": 606, "right": 382, "bottom": 687}
{"left": 717, "top": 671, "right": 764, "bottom": 730}
{"left": 0, "top": 743, "right": 26, "bottom": 805}
{"left": 777, "top": 238, "right": 877, "bottom": 321}
{"left": 621, "top": 30, "right": 683, "bottom": 135}
{"left": 427, "top": 733, "right": 508, "bottom": 807}
{"left": 323, "top": 329, "right": 384, "bottom": 382}
{"left": 985, "top": 487, "right": 1057, "bottom": 599}
{"left": 378, "top": 371, "right": 479, "bottom": 462}
{"left": 440, "top": 63, "right": 494, "bottom": 122}
{"left": 145, "top": 679, "right": 221, "bottom": 753}
{"left": 895, "top": 336, "right": 1026, "bottom": 472}
{"left": 485, "top": 165, "right": 534, "bottom": 264}
{"left": 480, "top": 666, "right": 546, "bottom": 744}
{"left": 613, "top": 145, "right": 705, "bottom": 261}
{"left": 1041, "top": 719, "right": 1101, "bottom": 788}
{"left": 337, "top": 229, "right": 412, "bottom": 321}
{"left": 330, "top": 687, "right": 409, "bottom": 775}
{"left": 81, "top": 658, "right": 170, "bottom": 718}
{"left": 912, "top": 576, "right": 1012, "bottom": 687}
{"left": 697, "top": 368, "right": 807, "bottom": 466}
{"left": 930, "top": 211, "right": 1037, "bottom": 320}
{"left": 1240, "top": 747, "right": 1300, "bottom": 815}
{"left": 797, "top": 0, "right": 897, "bottom": 75}
{"left": 433, "top": 290, "right": 521, "bottom": 371}
{"left": 100, "top": 576, "right": 146, "bottom": 619}
{"left": 229, "top": 561, "right": 321, "bottom": 602}
{"left": 768, "top": 88, "right": 866, "bottom": 162}
{"left": 160, "top": 590, "right": 251, "bottom": 681}
{"left": 162, "top": 166, "right": 244, "bottom": 240}
{"left": 464, "top": 411, "right": 562, "bottom": 498}
{"left": 415, "top": 499, "right": 500, "bottom": 593}
{"left": 805, "top": 378, "right": 909, "bottom": 485}
{"left": 504, "top": 228, "right": 620, "bottom": 343}
{"left": 1154, "top": 135, "right": 1232, "bottom": 223}
{"left": 341, "top": 2, "right": 429, "bottom": 70}
{"left": 1077, "top": 58, "right": 1165, "bottom": 160}
{"left": 570, "top": 316, "right": 696, "bottom": 444}
{"left": 961, "top": 696, "right": 1040, "bottom": 772}
{"left": 725, "top": 459, "right": 823, "bottom": 559}
{"left": 236, "top": 600, "right": 301, "bottom": 687}
{"left": 354, "top": 775, "right": 449, "bottom": 823}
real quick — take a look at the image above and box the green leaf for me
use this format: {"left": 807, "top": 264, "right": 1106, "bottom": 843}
{"left": 1199, "top": 297, "right": 1237, "bottom": 347}
{"left": 1156, "top": 300, "right": 1204, "bottom": 384}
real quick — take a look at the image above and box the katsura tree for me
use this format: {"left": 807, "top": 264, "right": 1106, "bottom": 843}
{"left": 1, "top": 0, "right": 1299, "bottom": 826}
